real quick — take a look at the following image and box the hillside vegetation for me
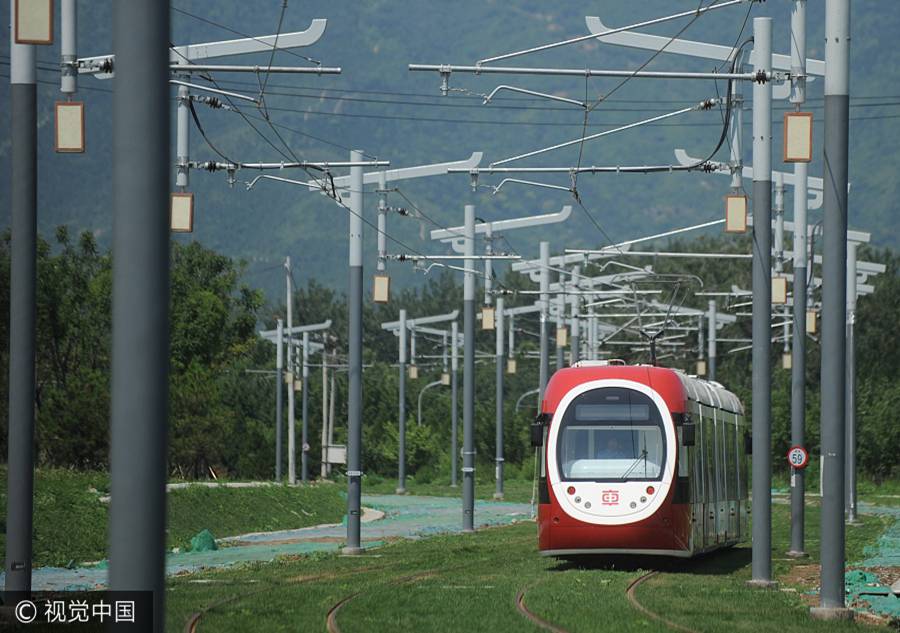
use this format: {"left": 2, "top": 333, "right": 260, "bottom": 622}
{"left": 0, "top": 1, "right": 898, "bottom": 298}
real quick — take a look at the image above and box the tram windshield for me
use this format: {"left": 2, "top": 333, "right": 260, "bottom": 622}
{"left": 556, "top": 387, "right": 666, "bottom": 481}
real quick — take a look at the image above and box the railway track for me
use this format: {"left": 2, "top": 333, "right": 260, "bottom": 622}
{"left": 183, "top": 562, "right": 406, "bottom": 633}
{"left": 624, "top": 571, "right": 698, "bottom": 633}
{"left": 323, "top": 534, "right": 535, "bottom": 633}
{"left": 185, "top": 534, "right": 697, "bottom": 633}
{"left": 515, "top": 570, "right": 700, "bottom": 633}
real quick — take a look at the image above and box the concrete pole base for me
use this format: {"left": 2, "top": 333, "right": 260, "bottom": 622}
{"left": 341, "top": 546, "right": 365, "bottom": 556}
{"left": 786, "top": 550, "right": 808, "bottom": 558}
{"left": 450, "top": 484, "right": 458, "bottom": 488}
{"left": 492, "top": 493, "right": 504, "bottom": 500}
{"left": 746, "top": 579, "right": 779, "bottom": 590}
{"left": 810, "top": 607, "right": 855, "bottom": 621}
{"left": 395, "top": 487, "right": 407, "bottom": 495}
{"left": 845, "top": 517, "right": 862, "bottom": 526}
{"left": 462, "top": 528, "right": 475, "bottom": 534}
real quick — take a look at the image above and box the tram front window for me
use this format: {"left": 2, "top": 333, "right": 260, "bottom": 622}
{"left": 557, "top": 388, "right": 665, "bottom": 481}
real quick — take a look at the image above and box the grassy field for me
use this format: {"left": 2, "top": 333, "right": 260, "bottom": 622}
{"left": 0, "top": 468, "right": 345, "bottom": 567}
{"left": 165, "top": 498, "right": 892, "bottom": 632}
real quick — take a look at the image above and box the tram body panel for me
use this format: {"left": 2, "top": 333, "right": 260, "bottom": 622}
{"left": 536, "top": 363, "right": 747, "bottom": 558}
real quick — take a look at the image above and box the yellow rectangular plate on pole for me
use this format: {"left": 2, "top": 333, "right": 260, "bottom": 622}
{"left": 15, "top": 0, "right": 53, "bottom": 44}
{"left": 408, "top": 365, "right": 418, "bottom": 380}
{"left": 55, "top": 102, "right": 85, "bottom": 153}
{"left": 725, "top": 195, "right": 748, "bottom": 233}
{"left": 556, "top": 326, "right": 568, "bottom": 347}
{"left": 506, "top": 358, "right": 517, "bottom": 375}
{"left": 782, "top": 353, "right": 792, "bottom": 370}
{"left": 806, "top": 309, "right": 817, "bottom": 334}
{"left": 772, "top": 276, "right": 788, "bottom": 304}
{"left": 784, "top": 112, "right": 813, "bottom": 163}
{"left": 696, "top": 360, "right": 707, "bottom": 376}
{"left": 372, "top": 274, "right": 390, "bottom": 303}
{"left": 481, "top": 306, "right": 495, "bottom": 330}
{"left": 170, "top": 192, "right": 194, "bottom": 233}
{"left": 441, "top": 372, "right": 450, "bottom": 386}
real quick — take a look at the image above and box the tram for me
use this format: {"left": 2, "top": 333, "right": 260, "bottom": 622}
{"left": 532, "top": 360, "right": 749, "bottom": 557}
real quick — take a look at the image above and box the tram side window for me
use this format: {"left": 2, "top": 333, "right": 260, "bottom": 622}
{"left": 737, "top": 418, "right": 749, "bottom": 499}
{"left": 726, "top": 414, "right": 738, "bottom": 500}
{"left": 690, "top": 401, "right": 703, "bottom": 504}
{"left": 704, "top": 414, "right": 715, "bottom": 504}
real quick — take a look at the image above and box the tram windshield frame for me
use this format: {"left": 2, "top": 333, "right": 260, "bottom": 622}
{"left": 555, "top": 387, "right": 667, "bottom": 483}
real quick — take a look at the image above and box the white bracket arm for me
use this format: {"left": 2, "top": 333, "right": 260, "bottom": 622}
{"left": 585, "top": 16, "right": 824, "bottom": 76}
{"left": 430, "top": 205, "right": 572, "bottom": 254}
{"left": 314, "top": 153, "right": 483, "bottom": 194}
{"left": 381, "top": 310, "right": 460, "bottom": 331}
{"left": 80, "top": 19, "right": 328, "bottom": 79}
{"left": 259, "top": 318, "right": 332, "bottom": 341}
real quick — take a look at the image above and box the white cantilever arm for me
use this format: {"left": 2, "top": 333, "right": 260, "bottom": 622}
{"left": 585, "top": 16, "right": 824, "bottom": 76}
{"left": 80, "top": 20, "right": 330, "bottom": 79}
{"left": 311, "top": 153, "right": 483, "bottom": 193}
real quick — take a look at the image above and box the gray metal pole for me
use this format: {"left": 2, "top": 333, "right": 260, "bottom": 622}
{"left": 508, "top": 314, "right": 515, "bottom": 363}
{"left": 788, "top": 0, "right": 808, "bottom": 559}
{"left": 570, "top": 266, "right": 580, "bottom": 364}
{"left": 813, "top": 0, "right": 851, "bottom": 617}
{"left": 555, "top": 294, "right": 565, "bottom": 369}
{"left": 108, "top": 1, "right": 170, "bottom": 627}
{"left": 494, "top": 296, "right": 505, "bottom": 500}
{"left": 321, "top": 348, "right": 328, "bottom": 478}
{"left": 377, "top": 171, "right": 387, "bottom": 272}
{"left": 462, "top": 204, "right": 476, "bottom": 531}
{"left": 775, "top": 173, "right": 785, "bottom": 273}
{"left": 344, "top": 150, "right": 365, "bottom": 554}
{"left": 5, "top": 0, "right": 37, "bottom": 594}
{"left": 398, "top": 309, "right": 408, "bottom": 494}
{"left": 538, "top": 241, "right": 550, "bottom": 406}
{"left": 301, "top": 331, "right": 309, "bottom": 482}
{"left": 286, "top": 257, "right": 296, "bottom": 485}
{"left": 176, "top": 84, "right": 189, "bottom": 188}
{"left": 276, "top": 319, "right": 284, "bottom": 481}
{"left": 60, "top": 0, "right": 77, "bottom": 95}
{"left": 451, "top": 320, "right": 459, "bottom": 487}
{"left": 707, "top": 300, "right": 717, "bottom": 382}
{"left": 484, "top": 225, "right": 493, "bottom": 306}
{"left": 698, "top": 314, "right": 705, "bottom": 371}
{"left": 845, "top": 242, "right": 858, "bottom": 523}
{"left": 749, "top": 16, "right": 776, "bottom": 589}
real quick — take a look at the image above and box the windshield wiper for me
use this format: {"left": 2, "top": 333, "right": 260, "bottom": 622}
{"left": 620, "top": 449, "right": 648, "bottom": 481}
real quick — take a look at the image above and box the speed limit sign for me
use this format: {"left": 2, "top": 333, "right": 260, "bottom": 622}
{"left": 787, "top": 445, "right": 809, "bottom": 470}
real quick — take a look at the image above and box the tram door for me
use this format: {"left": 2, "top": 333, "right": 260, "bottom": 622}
{"left": 715, "top": 410, "right": 727, "bottom": 542}
{"left": 702, "top": 409, "right": 716, "bottom": 546}
{"left": 690, "top": 401, "right": 705, "bottom": 552}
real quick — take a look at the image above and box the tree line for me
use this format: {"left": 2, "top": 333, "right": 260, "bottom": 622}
{"left": 0, "top": 229, "right": 896, "bottom": 483}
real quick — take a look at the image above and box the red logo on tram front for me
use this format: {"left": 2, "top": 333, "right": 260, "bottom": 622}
{"left": 601, "top": 490, "right": 619, "bottom": 505}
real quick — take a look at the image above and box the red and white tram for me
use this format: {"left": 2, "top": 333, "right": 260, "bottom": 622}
{"left": 533, "top": 361, "right": 749, "bottom": 557}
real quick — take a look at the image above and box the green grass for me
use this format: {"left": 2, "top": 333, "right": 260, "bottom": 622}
{"left": 165, "top": 482, "right": 345, "bottom": 553}
{"left": 0, "top": 468, "right": 345, "bottom": 567}
{"left": 164, "top": 492, "right": 894, "bottom": 632}
{"left": 0, "top": 468, "right": 109, "bottom": 568}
